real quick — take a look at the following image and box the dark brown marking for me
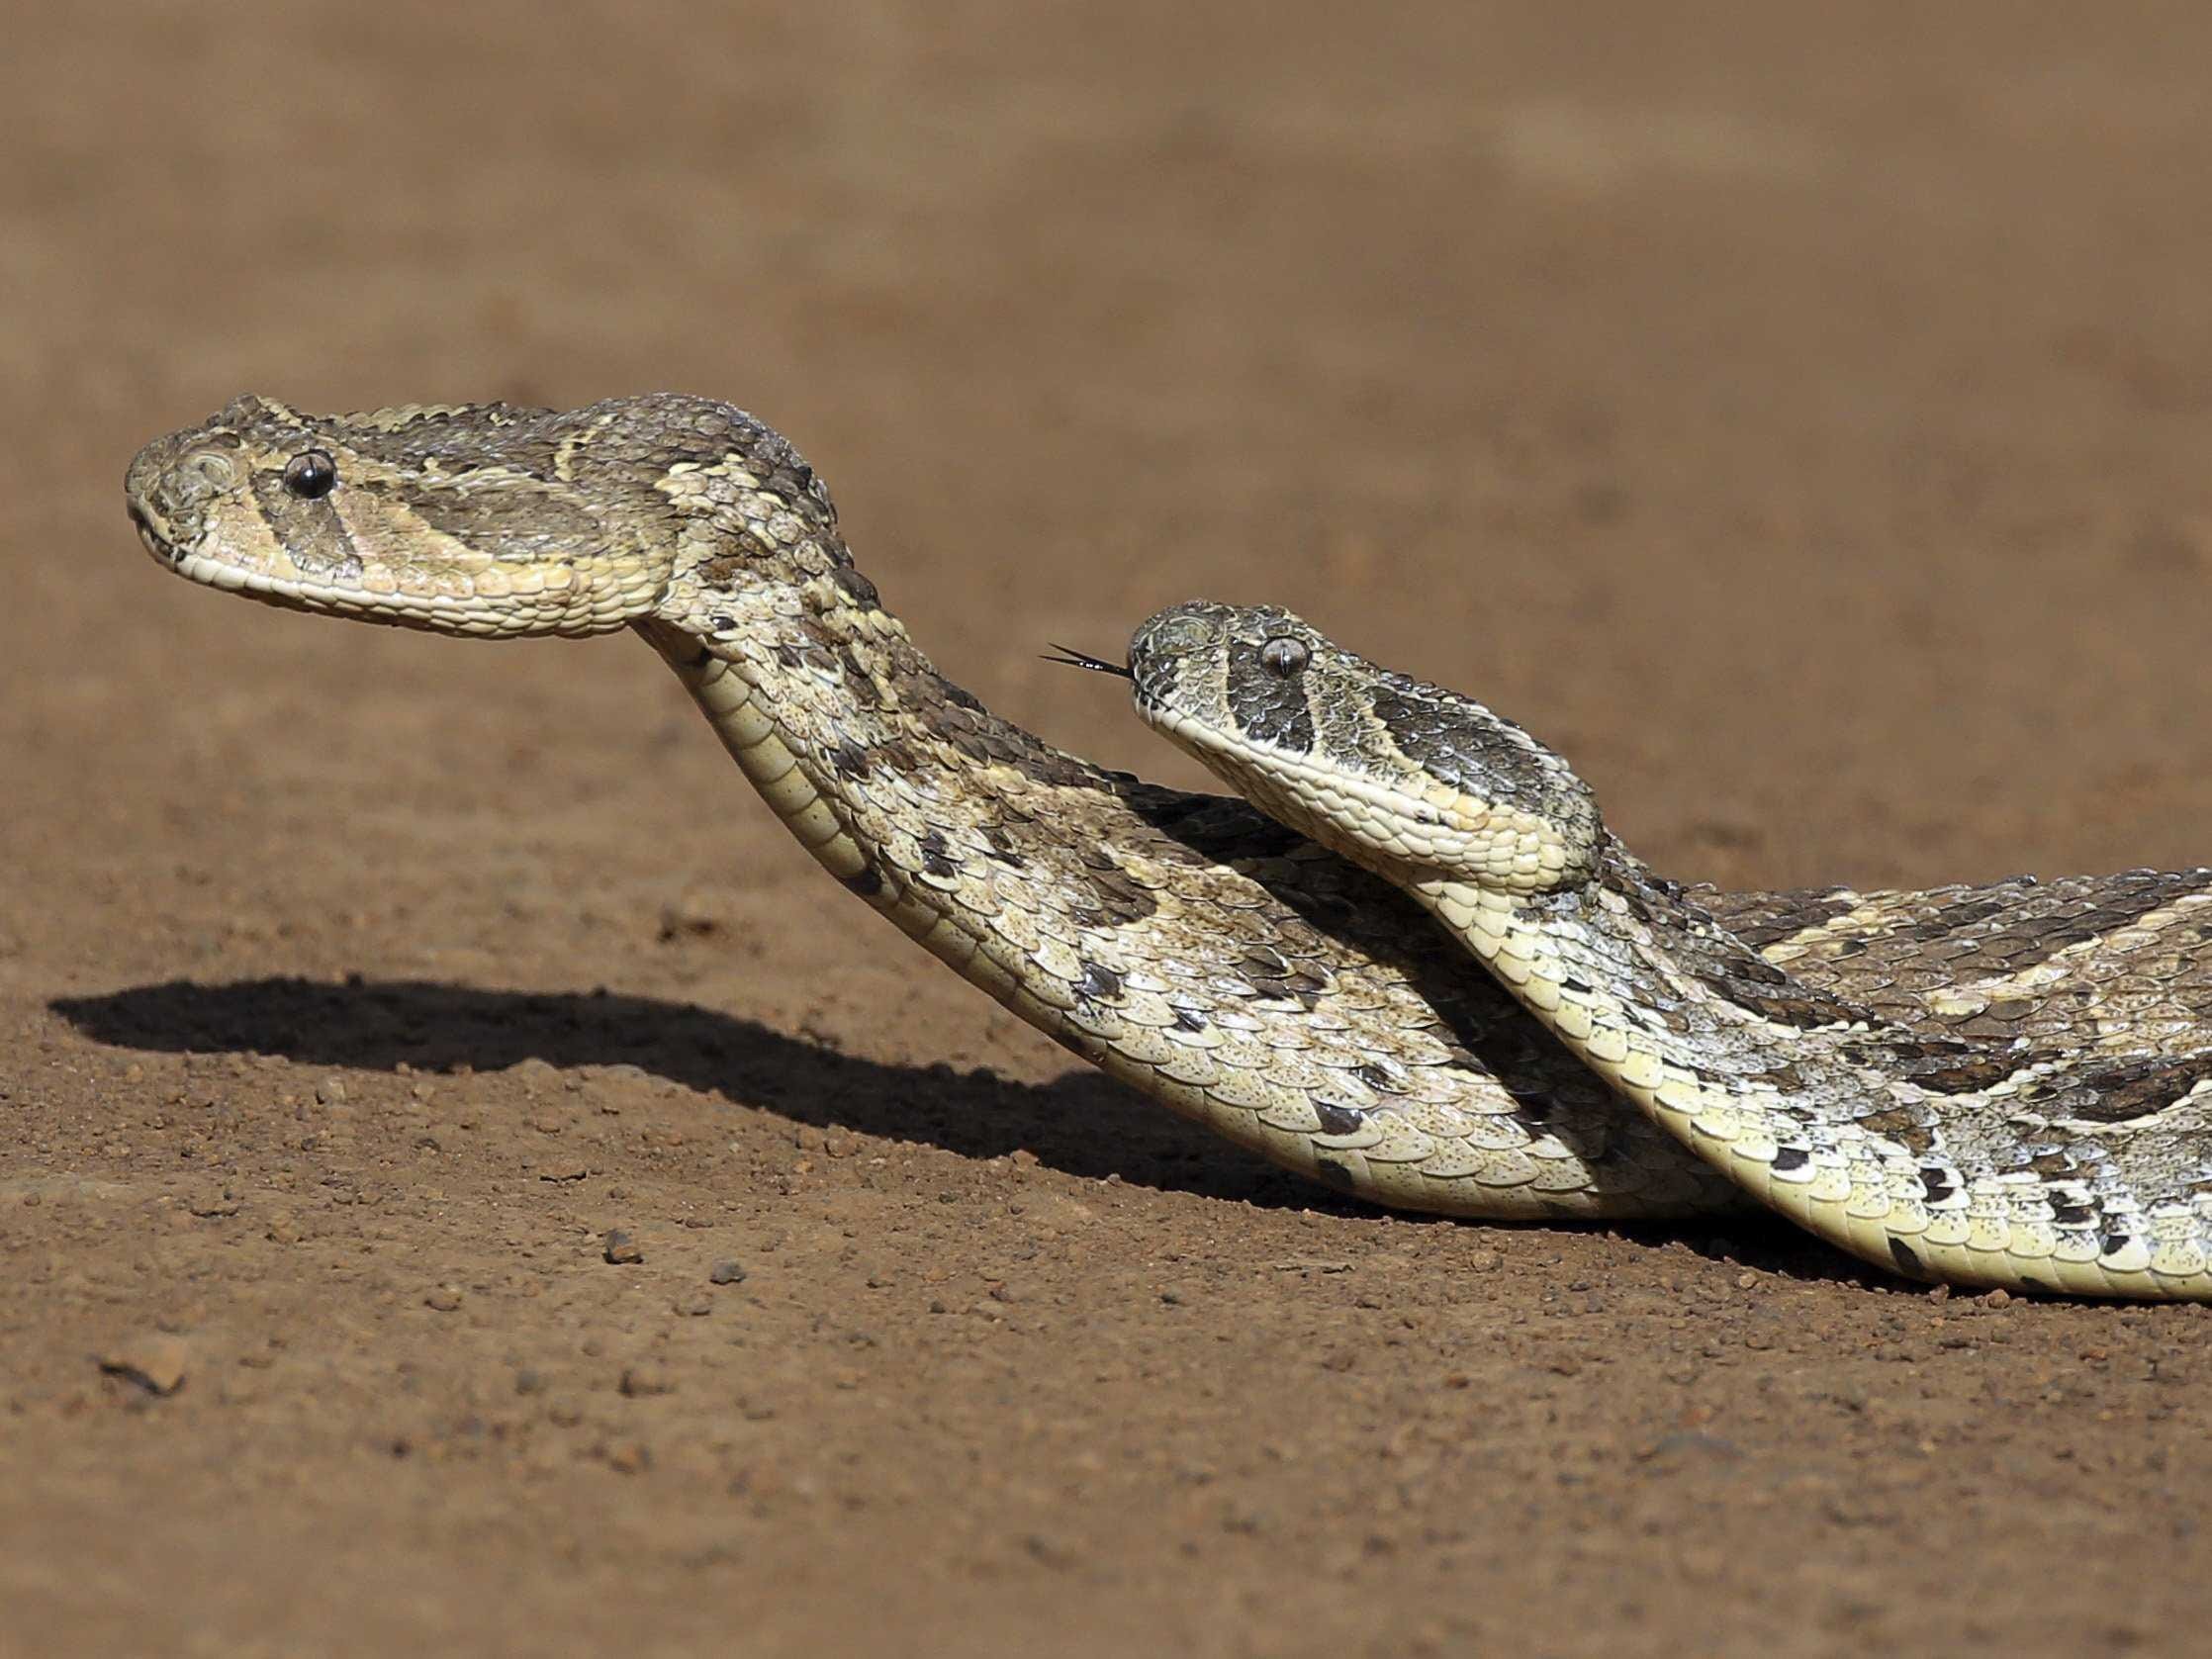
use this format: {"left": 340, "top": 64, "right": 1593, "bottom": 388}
{"left": 1858, "top": 1105, "right": 1937, "bottom": 1157}
{"left": 917, "top": 829, "right": 958, "bottom": 879}
{"left": 1073, "top": 960, "right": 1123, "bottom": 1005}
{"left": 2034, "top": 1051, "right": 2212, "bottom": 1124}
{"left": 829, "top": 565, "right": 880, "bottom": 609}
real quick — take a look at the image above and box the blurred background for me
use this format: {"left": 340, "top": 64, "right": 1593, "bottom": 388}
{"left": 8, "top": 5, "right": 2212, "bottom": 1654}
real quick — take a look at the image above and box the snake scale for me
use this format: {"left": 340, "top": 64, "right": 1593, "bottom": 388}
{"left": 123, "top": 393, "right": 2212, "bottom": 1296}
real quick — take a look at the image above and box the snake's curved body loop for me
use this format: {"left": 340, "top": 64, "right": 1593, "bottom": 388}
{"left": 123, "top": 395, "right": 2212, "bottom": 1294}
{"left": 1130, "top": 601, "right": 2212, "bottom": 1298}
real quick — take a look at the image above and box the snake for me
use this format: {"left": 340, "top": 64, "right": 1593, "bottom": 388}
{"left": 1119, "top": 601, "right": 2212, "bottom": 1298}
{"left": 121, "top": 392, "right": 2212, "bottom": 1295}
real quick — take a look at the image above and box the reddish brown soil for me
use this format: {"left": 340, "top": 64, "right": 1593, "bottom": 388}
{"left": 9, "top": 6, "right": 2212, "bottom": 1655}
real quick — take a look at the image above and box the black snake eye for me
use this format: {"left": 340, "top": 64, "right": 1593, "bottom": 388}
{"left": 1259, "top": 635, "right": 1310, "bottom": 679}
{"left": 282, "top": 450, "right": 338, "bottom": 500}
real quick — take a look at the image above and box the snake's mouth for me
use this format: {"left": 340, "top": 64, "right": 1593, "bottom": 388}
{"left": 128, "top": 505, "right": 188, "bottom": 568}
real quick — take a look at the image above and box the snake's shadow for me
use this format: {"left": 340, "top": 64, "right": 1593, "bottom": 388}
{"left": 48, "top": 976, "right": 1382, "bottom": 1213}
{"left": 49, "top": 976, "right": 1864, "bottom": 1282}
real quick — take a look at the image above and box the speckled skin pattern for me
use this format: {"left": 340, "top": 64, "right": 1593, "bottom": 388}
{"left": 124, "top": 396, "right": 2212, "bottom": 1266}
{"left": 1133, "top": 600, "right": 2212, "bottom": 1298}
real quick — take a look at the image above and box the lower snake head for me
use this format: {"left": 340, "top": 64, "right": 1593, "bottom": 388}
{"left": 125, "top": 393, "right": 844, "bottom": 640}
{"left": 1128, "top": 599, "right": 1607, "bottom": 896}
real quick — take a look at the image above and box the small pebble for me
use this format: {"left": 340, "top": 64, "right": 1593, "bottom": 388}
{"left": 424, "top": 1285, "right": 463, "bottom": 1313}
{"left": 619, "top": 1364, "right": 675, "bottom": 1398}
{"left": 188, "top": 1186, "right": 241, "bottom": 1219}
{"left": 707, "top": 1260, "right": 746, "bottom": 1285}
{"left": 315, "top": 1076, "right": 348, "bottom": 1106}
{"left": 603, "top": 1230, "right": 643, "bottom": 1264}
{"left": 100, "top": 1334, "right": 190, "bottom": 1396}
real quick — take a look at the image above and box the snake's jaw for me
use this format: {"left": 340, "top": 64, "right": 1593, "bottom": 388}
{"left": 125, "top": 395, "right": 672, "bottom": 639}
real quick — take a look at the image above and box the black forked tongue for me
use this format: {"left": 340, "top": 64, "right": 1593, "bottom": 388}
{"left": 1041, "top": 643, "right": 1132, "bottom": 679}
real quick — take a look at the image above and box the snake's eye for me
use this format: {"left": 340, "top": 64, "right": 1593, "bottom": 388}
{"left": 1258, "top": 636, "right": 1310, "bottom": 679}
{"left": 282, "top": 450, "right": 338, "bottom": 501}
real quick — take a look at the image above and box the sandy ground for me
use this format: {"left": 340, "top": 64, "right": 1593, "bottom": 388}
{"left": 9, "top": 5, "right": 2212, "bottom": 1654}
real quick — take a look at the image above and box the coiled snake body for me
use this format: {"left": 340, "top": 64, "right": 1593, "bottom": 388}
{"left": 124, "top": 393, "right": 2212, "bottom": 1296}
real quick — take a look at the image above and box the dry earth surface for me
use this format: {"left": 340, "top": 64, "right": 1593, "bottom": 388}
{"left": 7, "top": 5, "right": 2212, "bottom": 1655}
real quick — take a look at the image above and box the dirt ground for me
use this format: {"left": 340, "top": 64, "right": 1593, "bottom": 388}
{"left": 9, "top": 5, "right": 2212, "bottom": 1654}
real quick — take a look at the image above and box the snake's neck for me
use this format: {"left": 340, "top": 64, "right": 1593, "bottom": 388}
{"left": 631, "top": 562, "right": 1147, "bottom": 995}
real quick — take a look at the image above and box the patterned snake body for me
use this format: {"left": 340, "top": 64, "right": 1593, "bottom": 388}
{"left": 1127, "top": 602, "right": 2212, "bottom": 1297}
{"left": 122, "top": 393, "right": 2212, "bottom": 1293}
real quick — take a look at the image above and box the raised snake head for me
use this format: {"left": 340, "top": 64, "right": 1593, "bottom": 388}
{"left": 1127, "top": 599, "right": 1606, "bottom": 895}
{"left": 125, "top": 393, "right": 842, "bottom": 640}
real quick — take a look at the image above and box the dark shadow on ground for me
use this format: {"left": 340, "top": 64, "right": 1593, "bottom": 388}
{"left": 51, "top": 975, "right": 1868, "bottom": 1283}
{"left": 52, "top": 975, "right": 1377, "bottom": 1213}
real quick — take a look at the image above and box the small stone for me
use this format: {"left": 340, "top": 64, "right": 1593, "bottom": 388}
{"left": 619, "top": 1364, "right": 675, "bottom": 1398}
{"left": 536, "top": 1162, "right": 589, "bottom": 1183}
{"left": 674, "top": 1294, "right": 713, "bottom": 1318}
{"left": 1980, "top": 1288, "right": 2013, "bottom": 1309}
{"left": 1635, "top": 1430, "right": 1743, "bottom": 1465}
{"left": 100, "top": 1334, "right": 190, "bottom": 1396}
{"left": 315, "top": 1076, "right": 348, "bottom": 1106}
{"left": 509, "top": 1057, "right": 561, "bottom": 1091}
{"left": 602, "top": 1230, "right": 644, "bottom": 1264}
{"left": 188, "top": 1185, "right": 241, "bottom": 1219}
{"left": 1466, "top": 1249, "right": 1503, "bottom": 1273}
{"left": 424, "top": 1285, "right": 463, "bottom": 1312}
{"left": 264, "top": 1213, "right": 302, "bottom": 1244}
{"left": 658, "top": 891, "right": 731, "bottom": 941}
{"left": 707, "top": 1260, "right": 746, "bottom": 1285}
{"left": 603, "top": 1439, "right": 652, "bottom": 1474}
